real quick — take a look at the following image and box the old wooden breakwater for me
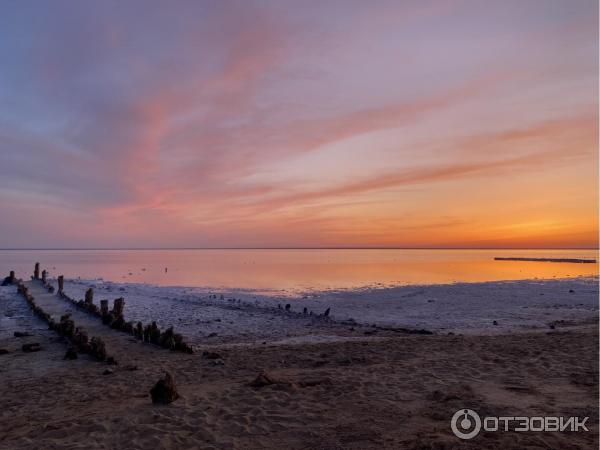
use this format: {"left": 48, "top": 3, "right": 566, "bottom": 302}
{"left": 9, "top": 276, "right": 115, "bottom": 364}
{"left": 4, "top": 264, "right": 186, "bottom": 405}
{"left": 9, "top": 262, "right": 193, "bottom": 354}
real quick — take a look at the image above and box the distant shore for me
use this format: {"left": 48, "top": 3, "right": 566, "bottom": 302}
{"left": 495, "top": 257, "right": 597, "bottom": 263}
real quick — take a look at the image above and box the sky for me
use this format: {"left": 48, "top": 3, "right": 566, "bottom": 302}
{"left": 0, "top": 0, "right": 597, "bottom": 249}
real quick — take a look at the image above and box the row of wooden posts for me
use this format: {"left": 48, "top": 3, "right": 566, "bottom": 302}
{"left": 32, "top": 263, "right": 194, "bottom": 354}
{"left": 13, "top": 276, "right": 114, "bottom": 363}
{"left": 34, "top": 262, "right": 58, "bottom": 292}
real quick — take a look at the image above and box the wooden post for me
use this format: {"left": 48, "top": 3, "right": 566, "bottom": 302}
{"left": 85, "top": 288, "right": 94, "bottom": 305}
{"left": 34, "top": 263, "right": 40, "bottom": 280}
{"left": 41, "top": 270, "right": 47, "bottom": 284}
{"left": 100, "top": 300, "right": 109, "bottom": 316}
{"left": 1, "top": 271, "right": 15, "bottom": 286}
{"left": 112, "top": 297, "right": 125, "bottom": 316}
{"left": 57, "top": 275, "right": 64, "bottom": 295}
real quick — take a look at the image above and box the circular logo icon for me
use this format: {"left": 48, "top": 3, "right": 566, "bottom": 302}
{"left": 451, "top": 409, "right": 481, "bottom": 439}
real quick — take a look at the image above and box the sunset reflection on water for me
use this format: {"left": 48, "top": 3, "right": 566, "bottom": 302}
{"left": 1, "top": 249, "right": 597, "bottom": 292}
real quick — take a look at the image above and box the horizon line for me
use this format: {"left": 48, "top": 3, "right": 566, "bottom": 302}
{"left": 0, "top": 247, "right": 598, "bottom": 251}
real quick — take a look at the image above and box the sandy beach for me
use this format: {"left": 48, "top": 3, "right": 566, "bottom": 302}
{"left": 0, "top": 275, "right": 598, "bottom": 449}
{"left": 1, "top": 0, "right": 597, "bottom": 448}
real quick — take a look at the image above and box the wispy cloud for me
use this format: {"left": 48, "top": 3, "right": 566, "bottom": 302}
{"left": 0, "top": 0, "right": 596, "bottom": 248}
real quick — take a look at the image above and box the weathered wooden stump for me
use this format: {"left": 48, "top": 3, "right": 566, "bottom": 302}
{"left": 159, "top": 326, "right": 174, "bottom": 348}
{"left": 123, "top": 321, "right": 134, "bottom": 334}
{"left": 57, "top": 275, "right": 64, "bottom": 295}
{"left": 58, "top": 314, "right": 75, "bottom": 337}
{"left": 135, "top": 322, "right": 144, "bottom": 339}
{"left": 85, "top": 288, "right": 94, "bottom": 306}
{"left": 102, "top": 312, "right": 114, "bottom": 326}
{"left": 100, "top": 299, "right": 109, "bottom": 316}
{"left": 143, "top": 324, "right": 152, "bottom": 342}
{"left": 73, "top": 328, "right": 89, "bottom": 350}
{"left": 111, "top": 314, "right": 125, "bottom": 330}
{"left": 149, "top": 321, "right": 161, "bottom": 344}
{"left": 150, "top": 372, "right": 180, "bottom": 404}
{"left": 41, "top": 270, "right": 47, "bottom": 284}
{"left": 90, "top": 337, "right": 107, "bottom": 361}
{"left": 34, "top": 263, "right": 40, "bottom": 280}
{"left": 1, "top": 271, "right": 15, "bottom": 286}
{"left": 112, "top": 297, "right": 125, "bottom": 316}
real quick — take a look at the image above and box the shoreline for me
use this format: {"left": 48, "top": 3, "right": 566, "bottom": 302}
{"left": 57, "top": 275, "right": 598, "bottom": 343}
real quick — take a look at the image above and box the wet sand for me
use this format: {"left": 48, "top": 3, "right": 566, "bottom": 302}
{"left": 60, "top": 276, "right": 600, "bottom": 339}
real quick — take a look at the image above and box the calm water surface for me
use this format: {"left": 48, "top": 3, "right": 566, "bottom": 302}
{"left": 0, "top": 249, "right": 597, "bottom": 292}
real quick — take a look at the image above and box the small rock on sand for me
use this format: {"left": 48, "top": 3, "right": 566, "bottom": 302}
{"left": 249, "top": 372, "right": 278, "bottom": 387}
{"left": 249, "top": 371, "right": 293, "bottom": 388}
{"left": 202, "top": 351, "right": 221, "bottom": 359}
{"left": 22, "top": 343, "right": 41, "bottom": 352}
{"left": 150, "top": 372, "right": 180, "bottom": 404}
{"left": 14, "top": 331, "right": 33, "bottom": 338}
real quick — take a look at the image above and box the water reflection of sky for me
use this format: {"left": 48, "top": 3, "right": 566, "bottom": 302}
{"left": 1, "top": 249, "right": 597, "bottom": 291}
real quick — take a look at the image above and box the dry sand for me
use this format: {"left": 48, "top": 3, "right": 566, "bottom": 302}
{"left": 0, "top": 280, "right": 598, "bottom": 449}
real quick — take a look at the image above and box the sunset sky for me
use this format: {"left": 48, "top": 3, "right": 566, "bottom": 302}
{"left": 0, "top": 0, "right": 597, "bottom": 249}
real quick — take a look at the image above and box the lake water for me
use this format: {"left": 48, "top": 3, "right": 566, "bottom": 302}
{"left": 0, "top": 249, "right": 597, "bottom": 292}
